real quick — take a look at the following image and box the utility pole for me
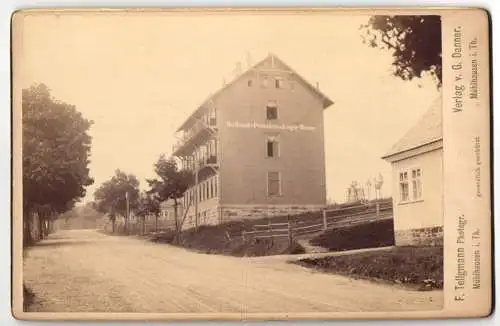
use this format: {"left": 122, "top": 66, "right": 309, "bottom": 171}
{"left": 125, "top": 191, "right": 130, "bottom": 234}
{"left": 194, "top": 154, "right": 199, "bottom": 229}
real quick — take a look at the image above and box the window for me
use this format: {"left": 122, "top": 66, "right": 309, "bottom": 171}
{"left": 248, "top": 80, "right": 253, "bottom": 87}
{"left": 275, "top": 77, "right": 284, "bottom": 89}
{"left": 399, "top": 171, "right": 409, "bottom": 202}
{"left": 288, "top": 77, "right": 295, "bottom": 90}
{"left": 214, "top": 178, "right": 218, "bottom": 197}
{"left": 261, "top": 75, "right": 268, "bottom": 87}
{"left": 412, "top": 169, "right": 423, "bottom": 200}
{"left": 399, "top": 168, "right": 424, "bottom": 203}
{"left": 266, "top": 100, "right": 278, "bottom": 120}
{"left": 266, "top": 135, "right": 279, "bottom": 158}
{"left": 267, "top": 172, "right": 282, "bottom": 196}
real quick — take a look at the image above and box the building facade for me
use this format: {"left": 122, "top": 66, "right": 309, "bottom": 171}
{"left": 382, "top": 97, "right": 443, "bottom": 246}
{"left": 172, "top": 54, "right": 333, "bottom": 228}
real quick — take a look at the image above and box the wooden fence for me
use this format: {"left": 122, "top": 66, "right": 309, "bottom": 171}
{"left": 242, "top": 201, "right": 393, "bottom": 244}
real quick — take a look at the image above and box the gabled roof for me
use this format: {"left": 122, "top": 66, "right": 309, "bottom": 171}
{"left": 382, "top": 96, "right": 443, "bottom": 159}
{"left": 176, "top": 53, "right": 334, "bottom": 132}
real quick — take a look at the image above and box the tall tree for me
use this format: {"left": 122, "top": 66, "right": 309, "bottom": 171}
{"left": 147, "top": 155, "right": 193, "bottom": 233}
{"left": 22, "top": 83, "right": 94, "bottom": 245}
{"left": 361, "top": 15, "right": 442, "bottom": 87}
{"left": 93, "top": 170, "right": 140, "bottom": 233}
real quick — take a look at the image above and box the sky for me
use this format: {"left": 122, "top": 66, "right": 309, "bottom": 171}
{"left": 17, "top": 11, "right": 441, "bottom": 204}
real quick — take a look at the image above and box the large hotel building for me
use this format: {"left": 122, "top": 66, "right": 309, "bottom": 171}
{"left": 173, "top": 54, "right": 334, "bottom": 228}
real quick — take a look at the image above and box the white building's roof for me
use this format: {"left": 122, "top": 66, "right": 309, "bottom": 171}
{"left": 382, "top": 96, "right": 442, "bottom": 159}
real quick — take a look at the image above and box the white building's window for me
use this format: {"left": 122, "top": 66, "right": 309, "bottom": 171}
{"left": 412, "top": 168, "right": 423, "bottom": 200}
{"left": 248, "top": 79, "right": 253, "bottom": 87}
{"left": 288, "top": 77, "right": 295, "bottom": 90}
{"left": 266, "top": 100, "right": 278, "bottom": 120}
{"left": 266, "top": 135, "right": 280, "bottom": 158}
{"left": 267, "top": 172, "right": 282, "bottom": 197}
{"left": 399, "top": 171, "right": 409, "bottom": 202}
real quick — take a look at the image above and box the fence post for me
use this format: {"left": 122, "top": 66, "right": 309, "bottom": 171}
{"left": 322, "top": 209, "right": 328, "bottom": 230}
{"left": 242, "top": 231, "right": 246, "bottom": 242}
{"left": 268, "top": 219, "right": 272, "bottom": 239}
{"left": 376, "top": 201, "right": 380, "bottom": 217}
{"left": 287, "top": 215, "right": 293, "bottom": 245}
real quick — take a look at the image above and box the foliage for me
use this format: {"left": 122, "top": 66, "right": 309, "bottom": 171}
{"left": 361, "top": 15, "right": 442, "bottom": 87}
{"left": 147, "top": 155, "right": 193, "bottom": 232}
{"left": 22, "top": 83, "right": 94, "bottom": 244}
{"left": 23, "top": 83, "right": 94, "bottom": 214}
{"left": 93, "top": 169, "right": 140, "bottom": 221}
{"left": 146, "top": 155, "right": 192, "bottom": 202}
{"left": 135, "top": 192, "right": 161, "bottom": 218}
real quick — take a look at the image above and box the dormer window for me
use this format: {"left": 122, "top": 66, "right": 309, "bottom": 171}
{"left": 266, "top": 100, "right": 278, "bottom": 120}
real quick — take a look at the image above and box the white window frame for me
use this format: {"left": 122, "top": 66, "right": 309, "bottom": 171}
{"left": 398, "top": 167, "right": 424, "bottom": 204}
{"left": 411, "top": 168, "right": 423, "bottom": 200}
{"left": 275, "top": 76, "right": 284, "bottom": 89}
{"left": 265, "top": 134, "right": 280, "bottom": 158}
{"left": 399, "top": 171, "right": 410, "bottom": 203}
{"left": 261, "top": 74, "right": 269, "bottom": 88}
{"left": 266, "top": 100, "right": 278, "bottom": 120}
{"left": 267, "top": 171, "right": 282, "bottom": 197}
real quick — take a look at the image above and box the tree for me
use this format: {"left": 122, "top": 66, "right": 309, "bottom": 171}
{"left": 134, "top": 192, "right": 161, "bottom": 234}
{"left": 22, "top": 83, "right": 94, "bottom": 245}
{"left": 147, "top": 155, "right": 193, "bottom": 233}
{"left": 361, "top": 15, "right": 442, "bottom": 87}
{"left": 93, "top": 170, "right": 140, "bottom": 233}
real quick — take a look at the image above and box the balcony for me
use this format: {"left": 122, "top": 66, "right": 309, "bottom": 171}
{"left": 172, "top": 118, "right": 217, "bottom": 157}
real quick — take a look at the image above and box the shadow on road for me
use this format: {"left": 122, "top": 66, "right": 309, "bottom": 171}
{"left": 33, "top": 240, "right": 91, "bottom": 249}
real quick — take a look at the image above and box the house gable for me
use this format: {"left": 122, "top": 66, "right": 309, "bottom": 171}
{"left": 382, "top": 96, "right": 443, "bottom": 161}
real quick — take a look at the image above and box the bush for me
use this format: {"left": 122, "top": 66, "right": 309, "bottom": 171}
{"left": 310, "top": 218, "right": 395, "bottom": 251}
{"left": 296, "top": 246, "right": 443, "bottom": 290}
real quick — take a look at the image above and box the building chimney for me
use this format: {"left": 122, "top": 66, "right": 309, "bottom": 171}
{"left": 246, "top": 52, "right": 252, "bottom": 68}
{"left": 234, "top": 61, "right": 242, "bottom": 76}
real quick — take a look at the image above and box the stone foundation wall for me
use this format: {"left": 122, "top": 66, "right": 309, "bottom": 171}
{"left": 395, "top": 226, "right": 443, "bottom": 246}
{"left": 220, "top": 205, "right": 324, "bottom": 222}
{"left": 184, "top": 205, "right": 220, "bottom": 229}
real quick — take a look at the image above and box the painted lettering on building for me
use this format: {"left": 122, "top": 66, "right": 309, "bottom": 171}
{"left": 226, "top": 121, "right": 316, "bottom": 132}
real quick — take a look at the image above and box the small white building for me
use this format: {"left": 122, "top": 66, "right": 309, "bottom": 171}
{"left": 382, "top": 97, "right": 443, "bottom": 246}
{"left": 159, "top": 199, "right": 184, "bottom": 229}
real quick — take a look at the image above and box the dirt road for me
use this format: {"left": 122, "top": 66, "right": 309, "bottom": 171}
{"left": 23, "top": 229, "right": 442, "bottom": 313}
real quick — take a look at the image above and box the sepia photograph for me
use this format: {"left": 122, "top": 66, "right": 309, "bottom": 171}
{"left": 11, "top": 8, "right": 491, "bottom": 320}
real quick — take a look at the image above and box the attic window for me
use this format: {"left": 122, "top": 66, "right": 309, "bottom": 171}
{"left": 275, "top": 77, "right": 284, "bottom": 89}
{"left": 261, "top": 75, "right": 269, "bottom": 87}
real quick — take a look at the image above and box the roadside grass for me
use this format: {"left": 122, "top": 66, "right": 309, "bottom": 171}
{"left": 23, "top": 284, "right": 36, "bottom": 311}
{"left": 150, "top": 223, "right": 305, "bottom": 257}
{"left": 310, "top": 218, "right": 395, "bottom": 251}
{"left": 295, "top": 246, "right": 443, "bottom": 290}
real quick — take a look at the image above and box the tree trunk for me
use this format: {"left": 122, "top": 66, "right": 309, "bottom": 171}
{"left": 173, "top": 198, "right": 179, "bottom": 233}
{"left": 38, "top": 213, "right": 44, "bottom": 241}
{"left": 155, "top": 214, "right": 158, "bottom": 233}
{"left": 111, "top": 218, "right": 116, "bottom": 233}
{"left": 23, "top": 209, "right": 34, "bottom": 248}
{"left": 142, "top": 216, "right": 146, "bottom": 235}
